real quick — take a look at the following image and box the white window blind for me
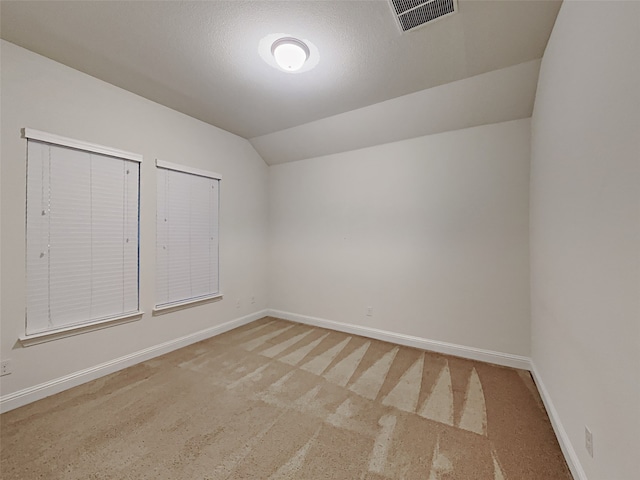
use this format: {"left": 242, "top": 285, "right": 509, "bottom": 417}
{"left": 25, "top": 133, "right": 140, "bottom": 336}
{"left": 156, "top": 161, "right": 220, "bottom": 309}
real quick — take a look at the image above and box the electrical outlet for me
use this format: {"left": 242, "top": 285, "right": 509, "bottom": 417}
{"left": 236, "top": 298, "right": 241, "bottom": 309}
{"left": 585, "top": 426, "right": 593, "bottom": 457}
{"left": 366, "top": 306, "right": 373, "bottom": 317}
{"left": 1, "top": 359, "right": 12, "bottom": 376}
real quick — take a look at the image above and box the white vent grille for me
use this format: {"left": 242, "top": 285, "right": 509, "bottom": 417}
{"left": 390, "top": 0, "right": 458, "bottom": 32}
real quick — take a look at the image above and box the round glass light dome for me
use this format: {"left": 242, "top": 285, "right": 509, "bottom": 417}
{"left": 271, "top": 37, "right": 310, "bottom": 72}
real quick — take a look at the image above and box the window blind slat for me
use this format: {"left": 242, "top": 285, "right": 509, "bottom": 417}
{"left": 210, "top": 180, "right": 220, "bottom": 294}
{"left": 25, "top": 138, "right": 140, "bottom": 335}
{"left": 156, "top": 168, "right": 169, "bottom": 306}
{"left": 167, "top": 170, "right": 192, "bottom": 304}
{"left": 26, "top": 141, "right": 51, "bottom": 333}
{"left": 156, "top": 165, "right": 220, "bottom": 308}
{"left": 49, "top": 147, "right": 92, "bottom": 329}
{"left": 91, "top": 155, "right": 124, "bottom": 319}
{"left": 123, "top": 160, "right": 140, "bottom": 313}
{"left": 190, "top": 176, "right": 213, "bottom": 298}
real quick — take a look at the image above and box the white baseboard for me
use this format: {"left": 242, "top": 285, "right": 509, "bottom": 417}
{"left": 267, "top": 309, "right": 531, "bottom": 370}
{"left": 530, "top": 362, "right": 587, "bottom": 480}
{"left": 0, "top": 309, "right": 268, "bottom": 413}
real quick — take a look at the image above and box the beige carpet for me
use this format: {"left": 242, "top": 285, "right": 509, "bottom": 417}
{"left": 1, "top": 317, "right": 572, "bottom": 479}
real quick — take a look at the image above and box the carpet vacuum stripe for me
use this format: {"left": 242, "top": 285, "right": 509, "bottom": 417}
{"left": 0, "top": 317, "right": 573, "bottom": 479}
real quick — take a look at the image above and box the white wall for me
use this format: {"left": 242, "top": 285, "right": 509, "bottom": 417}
{"left": 530, "top": 2, "right": 640, "bottom": 479}
{"left": 269, "top": 119, "right": 531, "bottom": 357}
{"left": 0, "top": 41, "right": 269, "bottom": 402}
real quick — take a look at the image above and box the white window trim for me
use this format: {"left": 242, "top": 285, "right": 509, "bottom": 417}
{"left": 23, "top": 128, "right": 143, "bottom": 344}
{"left": 156, "top": 159, "right": 221, "bottom": 180}
{"left": 19, "top": 311, "right": 144, "bottom": 347}
{"left": 24, "top": 128, "right": 143, "bottom": 163}
{"left": 155, "top": 159, "right": 222, "bottom": 311}
{"left": 152, "top": 293, "right": 224, "bottom": 315}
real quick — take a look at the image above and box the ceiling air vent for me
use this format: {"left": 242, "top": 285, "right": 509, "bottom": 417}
{"left": 390, "top": 0, "right": 458, "bottom": 32}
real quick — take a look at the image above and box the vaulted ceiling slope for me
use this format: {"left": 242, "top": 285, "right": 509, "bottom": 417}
{"left": 1, "top": 0, "right": 560, "bottom": 162}
{"left": 252, "top": 59, "right": 541, "bottom": 164}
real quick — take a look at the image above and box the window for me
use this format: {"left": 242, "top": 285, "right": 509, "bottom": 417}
{"left": 24, "top": 129, "right": 141, "bottom": 338}
{"left": 155, "top": 160, "right": 221, "bottom": 310}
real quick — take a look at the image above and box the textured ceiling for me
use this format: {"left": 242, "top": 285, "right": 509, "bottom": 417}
{"left": 0, "top": 0, "right": 561, "bottom": 141}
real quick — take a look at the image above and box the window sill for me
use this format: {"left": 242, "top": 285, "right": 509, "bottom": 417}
{"left": 19, "top": 311, "right": 144, "bottom": 347}
{"left": 153, "top": 294, "right": 223, "bottom": 315}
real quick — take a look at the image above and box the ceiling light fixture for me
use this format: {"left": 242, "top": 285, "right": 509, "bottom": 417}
{"left": 271, "top": 37, "right": 310, "bottom": 72}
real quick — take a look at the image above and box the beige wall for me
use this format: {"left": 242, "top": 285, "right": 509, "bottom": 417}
{"left": 269, "top": 119, "right": 531, "bottom": 356}
{"left": 530, "top": 1, "right": 640, "bottom": 479}
{"left": 0, "top": 41, "right": 269, "bottom": 399}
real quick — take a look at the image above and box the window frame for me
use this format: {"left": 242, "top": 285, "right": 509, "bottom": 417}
{"left": 20, "top": 128, "right": 143, "bottom": 346}
{"left": 153, "top": 159, "right": 223, "bottom": 314}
